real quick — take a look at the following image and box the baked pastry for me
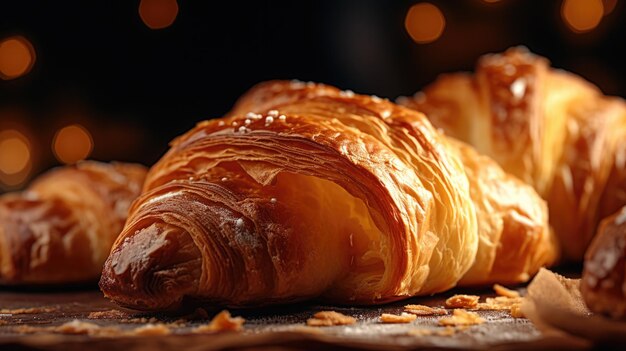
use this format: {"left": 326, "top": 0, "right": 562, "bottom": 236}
{"left": 100, "top": 81, "right": 556, "bottom": 311}
{"left": 398, "top": 47, "right": 626, "bottom": 261}
{"left": 0, "top": 161, "right": 147, "bottom": 284}
{"left": 581, "top": 206, "right": 626, "bottom": 319}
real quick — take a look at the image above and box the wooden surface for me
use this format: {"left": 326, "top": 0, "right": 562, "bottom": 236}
{"left": 0, "top": 285, "right": 589, "bottom": 350}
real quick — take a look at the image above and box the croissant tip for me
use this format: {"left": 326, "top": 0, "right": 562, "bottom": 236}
{"left": 99, "top": 222, "right": 201, "bottom": 311}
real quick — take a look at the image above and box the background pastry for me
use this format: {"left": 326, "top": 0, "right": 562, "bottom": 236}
{"left": 0, "top": 161, "right": 146, "bottom": 285}
{"left": 399, "top": 47, "right": 626, "bottom": 261}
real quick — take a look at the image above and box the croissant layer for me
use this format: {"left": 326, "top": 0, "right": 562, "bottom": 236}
{"left": 0, "top": 161, "right": 146, "bottom": 284}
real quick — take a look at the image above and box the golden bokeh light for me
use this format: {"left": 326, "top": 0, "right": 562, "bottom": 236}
{"left": 53, "top": 124, "right": 93, "bottom": 165}
{"left": 561, "top": 0, "right": 604, "bottom": 33}
{"left": 0, "top": 36, "right": 36, "bottom": 80}
{"left": 405, "top": 3, "right": 446, "bottom": 44}
{"left": 0, "top": 130, "right": 31, "bottom": 175}
{"left": 603, "top": 0, "right": 617, "bottom": 15}
{"left": 0, "top": 130, "right": 32, "bottom": 187}
{"left": 139, "top": 0, "right": 179, "bottom": 30}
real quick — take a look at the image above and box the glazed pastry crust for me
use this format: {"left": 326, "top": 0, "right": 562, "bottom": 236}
{"left": 0, "top": 161, "right": 146, "bottom": 284}
{"left": 100, "top": 81, "right": 555, "bottom": 311}
{"left": 582, "top": 207, "right": 626, "bottom": 319}
{"left": 399, "top": 47, "right": 626, "bottom": 261}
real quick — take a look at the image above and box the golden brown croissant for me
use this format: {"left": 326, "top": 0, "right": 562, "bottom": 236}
{"left": 581, "top": 206, "right": 626, "bottom": 319}
{"left": 0, "top": 161, "right": 146, "bottom": 284}
{"left": 99, "top": 81, "right": 555, "bottom": 311}
{"left": 399, "top": 47, "right": 626, "bottom": 261}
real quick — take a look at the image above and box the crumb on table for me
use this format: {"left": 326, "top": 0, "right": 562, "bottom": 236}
{"left": 192, "top": 310, "right": 245, "bottom": 333}
{"left": 445, "top": 295, "right": 479, "bottom": 309}
{"left": 404, "top": 304, "right": 447, "bottom": 316}
{"left": 493, "top": 284, "right": 521, "bottom": 298}
{"left": 306, "top": 311, "right": 356, "bottom": 327}
{"left": 438, "top": 309, "right": 485, "bottom": 326}
{"left": 380, "top": 313, "right": 417, "bottom": 324}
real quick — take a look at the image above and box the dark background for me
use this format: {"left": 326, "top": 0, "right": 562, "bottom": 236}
{"left": 1, "top": 0, "right": 625, "bottom": 191}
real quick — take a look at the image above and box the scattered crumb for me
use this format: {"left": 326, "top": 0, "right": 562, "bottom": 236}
{"left": 192, "top": 310, "right": 245, "bottom": 333}
{"left": 306, "top": 311, "right": 356, "bottom": 327}
{"left": 119, "top": 317, "right": 159, "bottom": 324}
{"left": 438, "top": 309, "right": 485, "bottom": 326}
{"left": 510, "top": 304, "right": 524, "bottom": 318}
{"left": 55, "top": 320, "right": 104, "bottom": 335}
{"left": 131, "top": 323, "right": 171, "bottom": 336}
{"left": 408, "top": 326, "right": 457, "bottom": 337}
{"left": 87, "top": 309, "right": 128, "bottom": 319}
{"left": 477, "top": 296, "right": 523, "bottom": 311}
{"left": 380, "top": 313, "right": 417, "bottom": 324}
{"left": 0, "top": 306, "right": 57, "bottom": 315}
{"left": 493, "top": 284, "right": 520, "bottom": 298}
{"left": 12, "top": 325, "right": 41, "bottom": 334}
{"left": 404, "top": 304, "right": 447, "bottom": 316}
{"left": 14, "top": 320, "right": 123, "bottom": 337}
{"left": 445, "top": 295, "right": 479, "bottom": 309}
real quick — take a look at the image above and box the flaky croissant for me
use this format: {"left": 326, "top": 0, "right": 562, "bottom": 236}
{"left": 399, "top": 47, "right": 626, "bottom": 261}
{"left": 100, "top": 81, "right": 556, "bottom": 311}
{"left": 0, "top": 161, "right": 146, "bottom": 284}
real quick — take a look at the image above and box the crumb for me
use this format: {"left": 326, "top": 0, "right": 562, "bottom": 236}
{"left": 0, "top": 306, "right": 57, "bottom": 314}
{"left": 493, "top": 284, "right": 520, "bottom": 298}
{"left": 54, "top": 320, "right": 101, "bottom": 334}
{"left": 192, "top": 310, "right": 245, "bottom": 333}
{"left": 12, "top": 325, "right": 41, "bottom": 334}
{"left": 445, "top": 295, "right": 479, "bottom": 309}
{"left": 131, "top": 323, "right": 172, "bottom": 336}
{"left": 306, "top": 311, "right": 356, "bottom": 327}
{"left": 87, "top": 309, "right": 128, "bottom": 319}
{"left": 380, "top": 313, "right": 417, "bottom": 324}
{"left": 119, "top": 317, "right": 159, "bottom": 324}
{"left": 285, "top": 325, "right": 324, "bottom": 334}
{"left": 404, "top": 304, "right": 447, "bottom": 316}
{"left": 438, "top": 309, "right": 485, "bottom": 326}
{"left": 477, "top": 296, "right": 523, "bottom": 311}
{"left": 14, "top": 320, "right": 124, "bottom": 337}
{"left": 510, "top": 304, "right": 524, "bottom": 318}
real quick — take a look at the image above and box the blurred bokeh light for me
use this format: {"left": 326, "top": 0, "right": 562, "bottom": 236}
{"left": 52, "top": 124, "right": 93, "bottom": 164}
{"left": 0, "top": 36, "right": 36, "bottom": 80}
{"left": 405, "top": 3, "right": 446, "bottom": 44}
{"left": 0, "top": 129, "right": 32, "bottom": 187}
{"left": 139, "top": 0, "right": 179, "bottom": 30}
{"left": 561, "top": 0, "right": 604, "bottom": 33}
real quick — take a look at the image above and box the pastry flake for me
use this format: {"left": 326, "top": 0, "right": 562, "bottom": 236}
{"left": 306, "top": 311, "right": 356, "bottom": 327}
{"left": 379, "top": 312, "right": 417, "bottom": 324}
{"left": 438, "top": 309, "right": 485, "bottom": 326}
{"left": 403, "top": 304, "right": 447, "bottom": 316}
{"left": 192, "top": 310, "right": 245, "bottom": 333}
{"left": 445, "top": 294, "right": 480, "bottom": 309}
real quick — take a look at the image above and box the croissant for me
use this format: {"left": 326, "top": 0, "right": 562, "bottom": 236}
{"left": 0, "top": 161, "right": 146, "bottom": 284}
{"left": 581, "top": 206, "right": 626, "bottom": 319}
{"left": 399, "top": 47, "right": 626, "bottom": 261}
{"left": 99, "top": 81, "right": 556, "bottom": 311}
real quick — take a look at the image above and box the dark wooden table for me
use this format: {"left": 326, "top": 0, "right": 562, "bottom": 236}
{"left": 0, "top": 285, "right": 590, "bottom": 350}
